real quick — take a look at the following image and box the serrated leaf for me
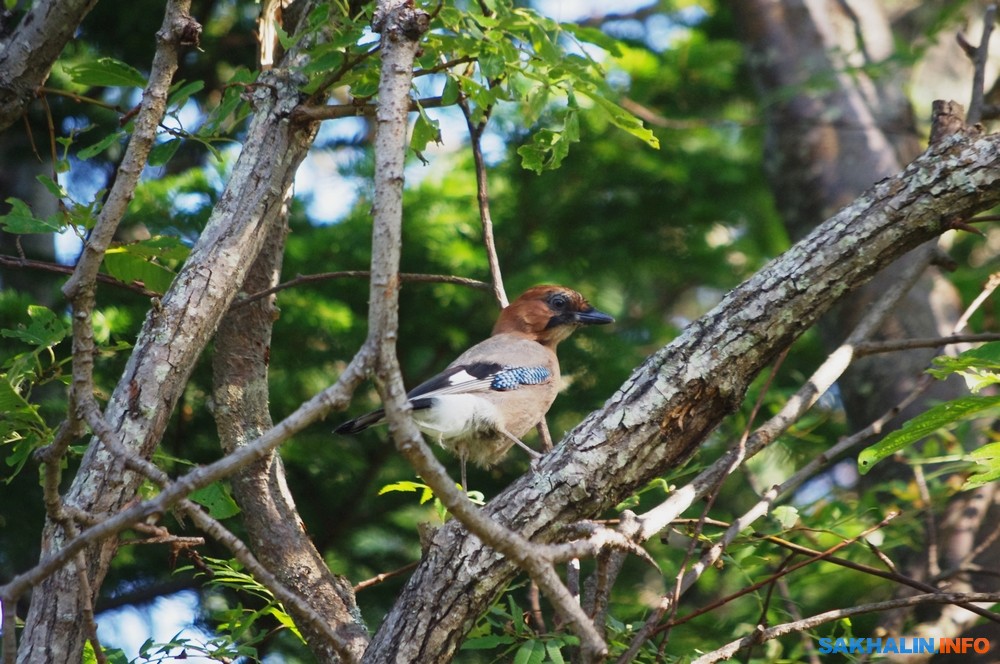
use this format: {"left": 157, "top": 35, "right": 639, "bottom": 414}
{"left": 378, "top": 480, "right": 425, "bottom": 495}
{"left": 0, "top": 198, "right": 63, "bottom": 233}
{"left": 410, "top": 107, "right": 442, "bottom": 153}
{"left": 36, "top": 174, "right": 67, "bottom": 199}
{"left": 771, "top": 505, "right": 799, "bottom": 529}
{"left": 590, "top": 95, "right": 659, "bottom": 148}
{"left": 188, "top": 482, "right": 241, "bottom": 519}
{"left": 0, "top": 380, "right": 43, "bottom": 424}
{"left": 965, "top": 442, "right": 1000, "bottom": 489}
{"left": 858, "top": 395, "right": 1000, "bottom": 474}
{"left": 929, "top": 342, "right": 1000, "bottom": 377}
{"left": 0, "top": 305, "right": 70, "bottom": 348}
{"left": 929, "top": 342, "right": 1000, "bottom": 393}
{"left": 67, "top": 57, "right": 147, "bottom": 88}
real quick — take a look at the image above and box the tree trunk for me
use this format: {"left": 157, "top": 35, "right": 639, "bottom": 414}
{"left": 212, "top": 200, "right": 368, "bottom": 662}
{"left": 16, "top": 67, "right": 319, "bottom": 664}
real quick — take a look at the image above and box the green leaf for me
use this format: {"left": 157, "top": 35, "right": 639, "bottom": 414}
{"left": 441, "top": 75, "right": 461, "bottom": 106}
{"left": 78, "top": 131, "right": 125, "bottom": 160}
{"left": 929, "top": 342, "right": 1000, "bottom": 393}
{"left": 410, "top": 106, "right": 442, "bottom": 154}
{"left": 36, "top": 174, "right": 67, "bottom": 200}
{"left": 0, "top": 305, "right": 70, "bottom": 347}
{"left": 513, "top": 639, "right": 545, "bottom": 664}
{"left": 188, "top": 482, "right": 241, "bottom": 520}
{"left": 858, "top": 395, "right": 1000, "bottom": 474}
{"left": 168, "top": 79, "right": 205, "bottom": 110}
{"left": 545, "top": 639, "right": 567, "bottom": 664}
{"left": 965, "top": 442, "right": 1000, "bottom": 489}
{"left": 0, "top": 198, "right": 63, "bottom": 234}
{"left": 378, "top": 480, "right": 426, "bottom": 495}
{"left": 102, "top": 247, "right": 178, "bottom": 294}
{"left": 563, "top": 23, "right": 623, "bottom": 57}
{"left": 67, "top": 57, "right": 147, "bottom": 88}
{"left": 148, "top": 139, "right": 182, "bottom": 167}
{"left": 589, "top": 95, "right": 660, "bottom": 148}
{"left": 930, "top": 342, "right": 1000, "bottom": 376}
{"left": 771, "top": 505, "right": 799, "bottom": 529}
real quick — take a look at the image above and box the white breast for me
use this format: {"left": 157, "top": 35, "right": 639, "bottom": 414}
{"left": 411, "top": 394, "right": 500, "bottom": 441}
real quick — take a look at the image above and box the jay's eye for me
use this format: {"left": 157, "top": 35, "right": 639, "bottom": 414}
{"left": 549, "top": 293, "right": 569, "bottom": 310}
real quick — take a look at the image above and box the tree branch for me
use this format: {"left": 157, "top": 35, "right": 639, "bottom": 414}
{"left": 692, "top": 592, "right": 1000, "bottom": 664}
{"left": 364, "top": 120, "right": 1000, "bottom": 661}
{"left": 0, "top": 0, "right": 100, "bottom": 131}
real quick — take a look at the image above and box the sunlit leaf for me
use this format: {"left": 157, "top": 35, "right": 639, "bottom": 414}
{"left": 858, "top": 396, "right": 1000, "bottom": 473}
{"left": 67, "top": 57, "right": 147, "bottom": 88}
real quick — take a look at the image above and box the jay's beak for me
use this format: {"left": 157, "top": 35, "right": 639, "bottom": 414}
{"left": 575, "top": 307, "right": 615, "bottom": 326}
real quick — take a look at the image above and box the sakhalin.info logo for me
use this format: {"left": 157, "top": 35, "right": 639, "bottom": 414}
{"left": 817, "top": 636, "right": 990, "bottom": 655}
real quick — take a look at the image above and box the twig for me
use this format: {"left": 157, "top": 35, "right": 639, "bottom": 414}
{"left": 963, "top": 4, "right": 998, "bottom": 125}
{"left": 615, "top": 248, "right": 935, "bottom": 662}
{"left": 854, "top": 332, "right": 1000, "bottom": 356}
{"left": 661, "top": 513, "right": 900, "bottom": 632}
{"left": 292, "top": 95, "right": 444, "bottom": 122}
{"left": 692, "top": 592, "right": 1000, "bottom": 664}
{"left": 632, "top": 246, "right": 935, "bottom": 542}
{"left": 0, "top": 253, "right": 160, "bottom": 298}
{"left": 457, "top": 68, "right": 507, "bottom": 307}
{"left": 79, "top": 402, "right": 362, "bottom": 663}
{"left": 0, "top": 347, "right": 373, "bottom": 627}
{"left": 235, "top": 270, "right": 490, "bottom": 308}
{"left": 353, "top": 562, "right": 420, "bottom": 593}
{"left": 954, "top": 271, "right": 1000, "bottom": 333}
{"left": 367, "top": 5, "right": 609, "bottom": 657}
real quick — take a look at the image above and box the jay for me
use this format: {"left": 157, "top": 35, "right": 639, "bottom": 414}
{"left": 335, "top": 285, "right": 614, "bottom": 488}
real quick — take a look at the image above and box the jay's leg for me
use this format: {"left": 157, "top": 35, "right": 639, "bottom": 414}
{"left": 501, "top": 430, "right": 541, "bottom": 460}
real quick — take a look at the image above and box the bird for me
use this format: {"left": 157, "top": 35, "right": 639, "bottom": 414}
{"left": 334, "top": 285, "right": 614, "bottom": 489}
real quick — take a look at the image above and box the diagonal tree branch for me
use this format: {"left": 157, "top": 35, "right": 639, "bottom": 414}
{"left": 363, "top": 121, "right": 1000, "bottom": 662}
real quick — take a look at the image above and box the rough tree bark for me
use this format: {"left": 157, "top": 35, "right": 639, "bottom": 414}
{"left": 15, "top": 6, "right": 324, "bottom": 662}
{"left": 0, "top": 0, "right": 99, "bottom": 131}
{"left": 363, "top": 126, "right": 1000, "bottom": 662}
{"left": 213, "top": 203, "right": 368, "bottom": 662}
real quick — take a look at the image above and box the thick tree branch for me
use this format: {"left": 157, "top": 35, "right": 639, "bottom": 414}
{"left": 213, "top": 200, "right": 368, "bottom": 661}
{"left": 13, "top": 2, "right": 322, "bottom": 660}
{"left": 364, "top": 123, "right": 1000, "bottom": 661}
{"left": 0, "top": 0, "right": 99, "bottom": 130}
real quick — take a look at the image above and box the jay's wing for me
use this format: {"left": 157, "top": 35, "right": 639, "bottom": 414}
{"left": 335, "top": 363, "right": 551, "bottom": 434}
{"left": 407, "top": 362, "right": 551, "bottom": 400}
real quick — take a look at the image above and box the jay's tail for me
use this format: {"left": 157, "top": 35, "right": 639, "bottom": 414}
{"left": 334, "top": 409, "right": 385, "bottom": 434}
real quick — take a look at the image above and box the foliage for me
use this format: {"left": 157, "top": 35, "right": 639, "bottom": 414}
{"left": 2, "top": 0, "right": 999, "bottom": 661}
{"left": 859, "top": 342, "right": 1000, "bottom": 489}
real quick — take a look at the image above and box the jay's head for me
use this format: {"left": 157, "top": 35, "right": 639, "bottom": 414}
{"left": 492, "top": 285, "right": 614, "bottom": 347}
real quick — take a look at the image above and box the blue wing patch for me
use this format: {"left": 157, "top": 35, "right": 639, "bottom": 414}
{"left": 490, "top": 366, "right": 551, "bottom": 391}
